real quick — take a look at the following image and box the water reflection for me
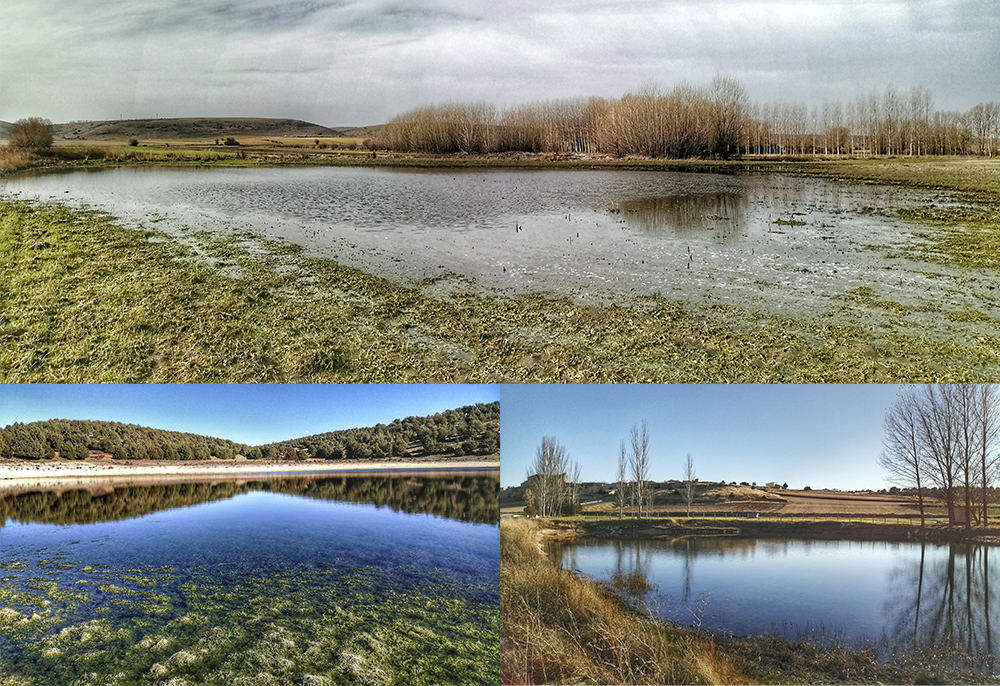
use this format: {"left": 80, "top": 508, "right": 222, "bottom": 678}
{"left": 0, "top": 472, "right": 499, "bottom": 526}
{"left": 551, "top": 536, "right": 999, "bottom": 673}
{"left": 613, "top": 193, "right": 750, "bottom": 241}
{"left": 884, "top": 543, "right": 998, "bottom": 674}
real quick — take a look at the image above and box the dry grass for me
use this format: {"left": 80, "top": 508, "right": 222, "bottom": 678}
{"left": 500, "top": 518, "right": 744, "bottom": 685}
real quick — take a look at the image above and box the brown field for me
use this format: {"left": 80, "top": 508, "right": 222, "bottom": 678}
{"left": 578, "top": 488, "right": 941, "bottom": 518}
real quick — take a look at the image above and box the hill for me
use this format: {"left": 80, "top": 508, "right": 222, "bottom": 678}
{"left": 0, "top": 121, "right": 9, "bottom": 137}
{"left": 50, "top": 117, "right": 359, "bottom": 141}
{"left": 0, "top": 401, "right": 499, "bottom": 462}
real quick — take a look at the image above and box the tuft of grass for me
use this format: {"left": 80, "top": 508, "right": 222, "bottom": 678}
{"left": 501, "top": 518, "right": 743, "bottom": 685}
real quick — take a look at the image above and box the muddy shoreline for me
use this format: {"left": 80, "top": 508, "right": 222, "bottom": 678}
{"left": 0, "top": 457, "right": 500, "bottom": 495}
{"left": 540, "top": 517, "right": 1000, "bottom": 545}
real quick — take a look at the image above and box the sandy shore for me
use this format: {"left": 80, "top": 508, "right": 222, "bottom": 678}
{"left": 0, "top": 458, "right": 499, "bottom": 492}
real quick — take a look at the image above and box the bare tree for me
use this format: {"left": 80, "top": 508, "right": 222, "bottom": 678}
{"left": 616, "top": 439, "right": 628, "bottom": 519}
{"left": 630, "top": 420, "right": 651, "bottom": 519}
{"left": 7, "top": 117, "right": 53, "bottom": 152}
{"left": 975, "top": 385, "right": 999, "bottom": 525}
{"left": 682, "top": 453, "right": 697, "bottom": 517}
{"left": 568, "top": 457, "right": 582, "bottom": 516}
{"left": 879, "top": 387, "right": 929, "bottom": 526}
{"left": 527, "top": 435, "right": 569, "bottom": 517}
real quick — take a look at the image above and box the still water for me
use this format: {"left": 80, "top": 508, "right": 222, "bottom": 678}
{"left": 0, "top": 473, "right": 499, "bottom": 685}
{"left": 3, "top": 166, "right": 994, "bottom": 344}
{"left": 549, "top": 536, "right": 999, "bottom": 674}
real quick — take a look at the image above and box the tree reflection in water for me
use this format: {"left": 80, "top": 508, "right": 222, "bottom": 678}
{"left": 0, "top": 472, "right": 499, "bottom": 527}
{"left": 552, "top": 536, "right": 999, "bottom": 676}
{"left": 884, "top": 543, "right": 998, "bottom": 674}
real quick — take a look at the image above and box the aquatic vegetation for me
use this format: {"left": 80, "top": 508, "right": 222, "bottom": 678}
{"left": 0, "top": 481, "right": 499, "bottom": 685}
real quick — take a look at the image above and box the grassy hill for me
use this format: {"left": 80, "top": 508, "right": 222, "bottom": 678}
{"left": 50, "top": 117, "right": 359, "bottom": 141}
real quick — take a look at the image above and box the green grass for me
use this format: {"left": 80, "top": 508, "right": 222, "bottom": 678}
{"left": 4, "top": 198, "right": 1000, "bottom": 382}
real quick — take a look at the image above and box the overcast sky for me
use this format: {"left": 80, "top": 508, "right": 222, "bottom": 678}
{"left": 0, "top": 384, "right": 497, "bottom": 446}
{"left": 1, "top": 0, "right": 997, "bottom": 126}
{"left": 500, "top": 385, "right": 904, "bottom": 491}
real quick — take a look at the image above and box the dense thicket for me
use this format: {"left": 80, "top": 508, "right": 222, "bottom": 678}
{"left": 260, "top": 401, "right": 500, "bottom": 461}
{"left": 375, "top": 79, "right": 999, "bottom": 158}
{"left": 0, "top": 402, "right": 500, "bottom": 462}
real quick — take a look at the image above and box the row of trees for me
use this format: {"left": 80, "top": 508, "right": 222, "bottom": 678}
{"left": 525, "top": 421, "right": 698, "bottom": 519}
{"left": 375, "top": 79, "right": 999, "bottom": 159}
{"left": 0, "top": 402, "right": 500, "bottom": 463}
{"left": 879, "top": 385, "right": 1000, "bottom": 528}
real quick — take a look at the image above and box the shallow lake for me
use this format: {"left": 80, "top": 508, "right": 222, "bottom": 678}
{"left": 0, "top": 472, "right": 500, "bottom": 685}
{"left": 549, "top": 536, "right": 999, "bottom": 674}
{"left": 3, "top": 166, "right": 996, "bottom": 345}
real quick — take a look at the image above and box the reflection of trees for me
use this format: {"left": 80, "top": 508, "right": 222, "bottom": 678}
{"left": 884, "top": 543, "right": 998, "bottom": 673}
{"left": 614, "top": 193, "right": 748, "bottom": 237}
{"left": 0, "top": 473, "right": 499, "bottom": 527}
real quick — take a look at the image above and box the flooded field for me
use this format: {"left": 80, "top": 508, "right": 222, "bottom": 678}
{"left": 0, "top": 473, "right": 500, "bottom": 685}
{"left": 4, "top": 166, "right": 997, "bottom": 347}
{"left": 549, "top": 536, "right": 999, "bottom": 675}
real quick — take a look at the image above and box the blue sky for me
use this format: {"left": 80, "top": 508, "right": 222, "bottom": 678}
{"left": 500, "top": 384, "right": 904, "bottom": 491}
{"left": 0, "top": 385, "right": 497, "bottom": 446}
{"left": 2, "top": 0, "right": 997, "bottom": 125}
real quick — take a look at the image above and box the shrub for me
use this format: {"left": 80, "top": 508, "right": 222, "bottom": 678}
{"left": 223, "top": 137, "right": 239, "bottom": 146}
{"left": 7, "top": 117, "right": 54, "bottom": 152}
{"left": 128, "top": 138, "right": 139, "bottom": 147}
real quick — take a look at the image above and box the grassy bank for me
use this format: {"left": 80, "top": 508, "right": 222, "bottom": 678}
{"left": 502, "top": 518, "right": 997, "bottom": 685}
{"left": 542, "top": 516, "right": 1000, "bottom": 544}
{"left": 4, "top": 197, "right": 1000, "bottom": 382}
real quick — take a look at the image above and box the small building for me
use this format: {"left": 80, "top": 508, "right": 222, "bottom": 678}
{"left": 765, "top": 481, "right": 781, "bottom": 489}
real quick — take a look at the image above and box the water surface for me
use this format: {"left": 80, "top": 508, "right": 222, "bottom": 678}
{"left": 0, "top": 473, "right": 499, "bottom": 685}
{"left": 4, "top": 166, "right": 996, "bottom": 344}
{"left": 549, "top": 536, "right": 999, "bottom": 674}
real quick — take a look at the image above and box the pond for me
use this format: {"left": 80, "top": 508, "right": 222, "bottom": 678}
{"left": 3, "top": 166, "right": 995, "bottom": 346}
{"left": 548, "top": 536, "right": 999, "bottom": 675}
{"left": 0, "top": 472, "right": 500, "bottom": 685}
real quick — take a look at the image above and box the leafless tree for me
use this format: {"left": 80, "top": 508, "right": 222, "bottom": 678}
{"left": 7, "top": 117, "right": 53, "bottom": 152}
{"left": 879, "top": 387, "right": 929, "bottom": 526}
{"left": 630, "top": 420, "right": 651, "bottom": 519}
{"left": 682, "top": 453, "right": 697, "bottom": 517}
{"left": 616, "top": 439, "right": 628, "bottom": 519}
{"left": 527, "top": 435, "right": 569, "bottom": 517}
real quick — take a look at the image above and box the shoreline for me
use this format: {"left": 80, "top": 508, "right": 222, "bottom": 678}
{"left": 538, "top": 516, "right": 1000, "bottom": 545}
{"left": 0, "top": 457, "right": 499, "bottom": 491}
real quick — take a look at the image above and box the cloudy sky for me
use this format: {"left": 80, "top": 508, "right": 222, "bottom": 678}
{"left": 500, "top": 385, "right": 904, "bottom": 490}
{"left": 0, "top": 384, "right": 497, "bottom": 445}
{"left": 1, "top": 0, "right": 997, "bottom": 126}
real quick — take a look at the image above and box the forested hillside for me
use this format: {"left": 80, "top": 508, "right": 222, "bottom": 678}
{"left": 0, "top": 402, "right": 500, "bottom": 462}
{"left": 259, "top": 402, "right": 500, "bottom": 461}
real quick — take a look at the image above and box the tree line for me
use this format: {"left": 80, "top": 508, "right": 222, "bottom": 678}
{"left": 259, "top": 401, "right": 499, "bottom": 461}
{"left": 375, "top": 78, "right": 999, "bottom": 158}
{"left": 524, "top": 420, "right": 696, "bottom": 518}
{"left": 879, "top": 385, "right": 1000, "bottom": 527}
{"left": 0, "top": 401, "right": 499, "bottom": 462}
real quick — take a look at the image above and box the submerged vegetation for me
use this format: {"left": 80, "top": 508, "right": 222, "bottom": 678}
{"left": 0, "top": 540, "right": 498, "bottom": 686}
{"left": 3, "top": 192, "right": 1000, "bottom": 383}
